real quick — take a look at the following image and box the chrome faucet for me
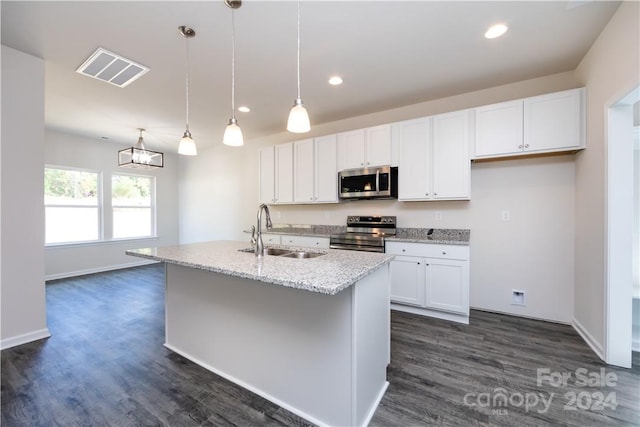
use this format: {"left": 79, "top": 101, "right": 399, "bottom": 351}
{"left": 255, "top": 203, "right": 273, "bottom": 257}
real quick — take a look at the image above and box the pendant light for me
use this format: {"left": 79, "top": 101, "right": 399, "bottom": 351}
{"left": 287, "top": 0, "right": 310, "bottom": 133}
{"left": 178, "top": 26, "right": 197, "bottom": 156}
{"left": 118, "top": 128, "right": 164, "bottom": 169}
{"left": 223, "top": 0, "right": 244, "bottom": 147}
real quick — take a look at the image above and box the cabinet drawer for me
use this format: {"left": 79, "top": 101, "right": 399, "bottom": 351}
{"left": 281, "top": 235, "right": 330, "bottom": 249}
{"left": 386, "top": 241, "right": 468, "bottom": 260}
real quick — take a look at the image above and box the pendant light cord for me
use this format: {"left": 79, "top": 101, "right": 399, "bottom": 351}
{"left": 231, "top": 9, "right": 236, "bottom": 119}
{"left": 185, "top": 36, "right": 190, "bottom": 132}
{"left": 296, "top": 0, "right": 301, "bottom": 100}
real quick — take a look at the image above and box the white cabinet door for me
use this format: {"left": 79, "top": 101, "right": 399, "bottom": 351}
{"left": 524, "top": 88, "right": 584, "bottom": 153}
{"left": 275, "top": 143, "right": 294, "bottom": 203}
{"left": 258, "top": 146, "right": 275, "bottom": 204}
{"left": 365, "top": 125, "right": 392, "bottom": 167}
{"left": 390, "top": 256, "right": 426, "bottom": 307}
{"left": 475, "top": 99, "right": 523, "bottom": 158}
{"left": 293, "top": 139, "right": 315, "bottom": 203}
{"left": 314, "top": 134, "right": 338, "bottom": 203}
{"left": 281, "top": 235, "right": 330, "bottom": 249}
{"left": 337, "top": 130, "right": 365, "bottom": 170}
{"left": 424, "top": 258, "right": 469, "bottom": 315}
{"left": 337, "top": 125, "right": 391, "bottom": 170}
{"left": 397, "top": 118, "right": 431, "bottom": 200}
{"left": 432, "top": 110, "right": 471, "bottom": 200}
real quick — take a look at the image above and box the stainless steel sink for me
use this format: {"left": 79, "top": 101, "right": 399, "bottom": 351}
{"left": 280, "top": 251, "right": 325, "bottom": 259}
{"left": 238, "top": 247, "right": 326, "bottom": 259}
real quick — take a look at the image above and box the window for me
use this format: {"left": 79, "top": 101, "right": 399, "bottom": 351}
{"left": 112, "top": 174, "right": 155, "bottom": 239}
{"left": 45, "top": 167, "right": 100, "bottom": 244}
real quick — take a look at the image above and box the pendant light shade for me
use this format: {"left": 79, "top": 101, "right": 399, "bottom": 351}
{"left": 224, "top": 0, "right": 243, "bottom": 147}
{"left": 223, "top": 117, "right": 243, "bottom": 147}
{"left": 179, "top": 130, "right": 197, "bottom": 155}
{"left": 118, "top": 128, "right": 164, "bottom": 169}
{"left": 178, "top": 25, "right": 197, "bottom": 156}
{"left": 287, "top": 0, "right": 310, "bottom": 134}
{"left": 287, "top": 98, "right": 310, "bottom": 133}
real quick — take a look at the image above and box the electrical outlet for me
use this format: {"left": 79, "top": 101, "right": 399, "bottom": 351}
{"left": 511, "top": 290, "right": 525, "bottom": 306}
{"left": 435, "top": 211, "right": 443, "bottom": 221}
{"left": 501, "top": 210, "right": 511, "bottom": 222}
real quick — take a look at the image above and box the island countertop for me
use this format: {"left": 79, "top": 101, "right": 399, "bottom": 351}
{"left": 126, "top": 240, "right": 394, "bottom": 296}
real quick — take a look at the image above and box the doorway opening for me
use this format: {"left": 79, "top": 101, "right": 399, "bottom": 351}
{"left": 606, "top": 85, "right": 639, "bottom": 368}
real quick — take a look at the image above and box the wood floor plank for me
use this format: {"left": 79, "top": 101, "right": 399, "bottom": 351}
{"left": 1, "top": 264, "right": 638, "bottom": 426}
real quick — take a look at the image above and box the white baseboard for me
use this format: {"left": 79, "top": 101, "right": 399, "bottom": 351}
{"left": 1, "top": 328, "right": 51, "bottom": 351}
{"left": 572, "top": 317, "right": 605, "bottom": 361}
{"left": 45, "top": 259, "right": 159, "bottom": 281}
{"left": 391, "top": 303, "right": 469, "bottom": 324}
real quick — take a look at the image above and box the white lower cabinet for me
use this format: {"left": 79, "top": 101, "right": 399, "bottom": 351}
{"left": 280, "top": 235, "right": 330, "bottom": 249}
{"left": 386, "top": 241, "right": 470, "bottom": 323}
{"left": 389, "top": 255, "right": 426, "bottom": 306}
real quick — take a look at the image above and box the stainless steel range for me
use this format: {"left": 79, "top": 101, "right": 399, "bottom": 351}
{"left": 329, "top": 216, "right": 396, "bottom": 252}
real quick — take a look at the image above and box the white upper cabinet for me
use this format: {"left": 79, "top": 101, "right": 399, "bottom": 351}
{"left": 396, "top": 111, "right": 471, "bottom": 201}
{"left": 258, "top": 146, "right": 275, "bottom": 204}
{"left": 474, "top": 87, "right": 585, "bottom": 159}
{"left": 293, "top": 135, "right": 338, "bottom": 204}
{"left": 432, "top": 110, "right": 471, "bottom": 200}
{"left": 475, "top": 99, "right": 523, "bottom": 157}
{"left": 337, "top": 125, "right": 392, "bottom": 170}
{"left": 293, "top": 139, "right": 315, "bottom": 203}
{"left": 275, "top": 143, "right": 294, "bottom": 203}
{"left": 524, "top": 88, "right": 584, "bottom": 153}
{"left": 259, "top": 143, "right": 294, "bottom": 205}
{"left": 397, "top": 117, "right": 431, "bottom": 200}
{"left": 313, "top": 135, "right": 338, "bottom": 203}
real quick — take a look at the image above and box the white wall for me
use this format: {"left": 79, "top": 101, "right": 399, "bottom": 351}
{"left": 44, "top": 130, "right": 180, "bottom": 279}
{"left": 179, "top": 71, "right": 580, "bottom": 323}
{"left": 1, "top": 46, "right": 50, "bottom": 349}
{"left": 573, "top": 1, "right": 639, "bottom": 355}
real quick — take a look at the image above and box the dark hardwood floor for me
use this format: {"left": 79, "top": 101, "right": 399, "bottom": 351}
{"left": 2, "top": 264, "right": 638, "bottom": 426}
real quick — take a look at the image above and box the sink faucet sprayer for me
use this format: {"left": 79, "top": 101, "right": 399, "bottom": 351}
{"left": 255, "top": 204, "right": 273, "bottom": 257}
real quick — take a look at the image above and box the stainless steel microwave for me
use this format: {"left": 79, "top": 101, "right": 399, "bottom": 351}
{"left": 338, "top": 166, "right": 398, "bottom": 200}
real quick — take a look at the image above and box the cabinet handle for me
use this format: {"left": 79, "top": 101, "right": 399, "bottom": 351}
{"left": 310, "top": 197, "right": 313, "bottom": 201}
{"left": 434, "top": 193, "right": 438, "bottom": 196}
{"left": 360, "top": 162, "right": 364, "bottom": 166}
{"left": 402, "top": 249, "right": 406, "bottom": 252}
{"left": 315, "top": 242, "right": 319, "bottom": 245}
{"left": 425, "top": 193, "right": 429, "bottom": 196}
{"left": 518, "top": 145, "right": 523, "bottom": 149}
{"left": 367, "top": 162, "right": 370, "bottom": 165}
{"left": 417, "top": 262, "right": 420, "bottom": 265}
{"left": 525, "top": 144, "right": 530, "bottom": 148}
{"left": 442, "top": 251, "right": 447, "bottom": 255}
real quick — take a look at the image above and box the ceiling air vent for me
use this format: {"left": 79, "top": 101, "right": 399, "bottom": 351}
{"left": 76, "top": 47, "right": 150, "bottom": 88}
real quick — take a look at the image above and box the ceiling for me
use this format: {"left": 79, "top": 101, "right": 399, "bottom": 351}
{"left": 1, "top": 1, "right": 620, "bottom": 153}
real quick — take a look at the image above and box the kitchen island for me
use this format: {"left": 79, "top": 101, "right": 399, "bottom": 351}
{"left": 127, "top": 241, "right": 393, "bottom": 427}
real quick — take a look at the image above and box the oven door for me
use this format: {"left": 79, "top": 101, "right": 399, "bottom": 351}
{"left": 338, "top": 166, "right": 392, "bottom": 199}
{"left": 329, "top": 233, "right": 385, "bottom": 252}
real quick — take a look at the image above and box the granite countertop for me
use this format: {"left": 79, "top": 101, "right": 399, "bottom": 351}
{"left": 126, "top": 240, "right": 393, "bottom": 296}
{"left": 385, "top": 228, "right": 470, "bottom": 246}
{"left": 265, "top": 224, "right": 345, "bottom": 238}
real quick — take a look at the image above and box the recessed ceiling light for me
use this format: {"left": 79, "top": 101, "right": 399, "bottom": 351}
{"left": 328, "top": 76, "right": 343, "bottom": 86}
{"left": 238, "top": 106, "right": 250, "bottom": 113}
{"left": 485, "top": 23, "right": 508, "bottom": 39}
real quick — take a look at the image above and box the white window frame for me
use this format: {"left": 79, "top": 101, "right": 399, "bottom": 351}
{"left": 44, "top": 165, "right": 103, "bottom": 246}
{"left": 111, "top": 172, "right": 157, "bottom": 240}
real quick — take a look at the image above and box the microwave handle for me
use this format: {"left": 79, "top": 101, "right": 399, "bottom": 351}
{"left": 375, "top": 170, "right": 380, "bottom": 194}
